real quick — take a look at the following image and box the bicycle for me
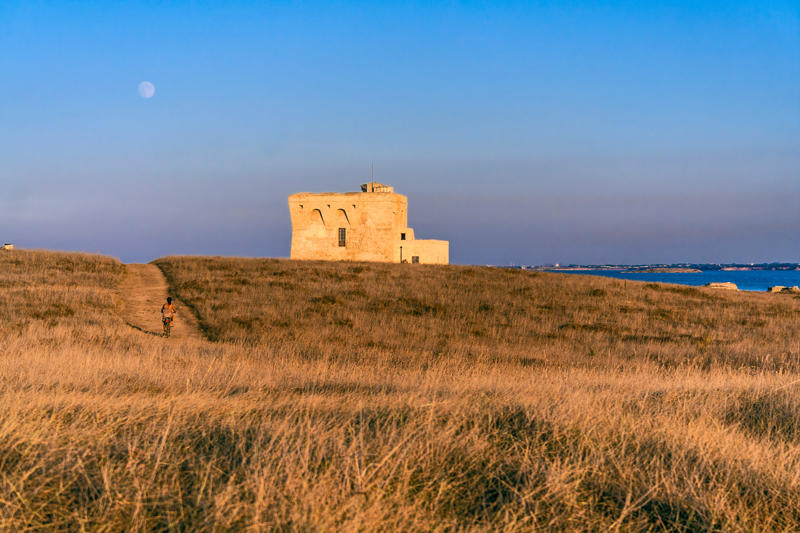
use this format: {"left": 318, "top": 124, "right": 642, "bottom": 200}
{"left": 162, "top": 316, "right": 173, "bottom": 338}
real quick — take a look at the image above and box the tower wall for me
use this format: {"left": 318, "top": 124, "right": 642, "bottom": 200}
{"left": 289, "top": 191, "right": 407, "bottom": 262}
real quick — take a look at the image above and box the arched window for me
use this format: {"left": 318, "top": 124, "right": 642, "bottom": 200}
{"left": 310, "top": 209, "right": 325, "bottom": 227}
{"left": 335, "top": 208, "right": 350, "bottom": 227}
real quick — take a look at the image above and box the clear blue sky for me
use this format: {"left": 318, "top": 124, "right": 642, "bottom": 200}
{"left": 1, "top": 0, "right": 798, "bottom": 264}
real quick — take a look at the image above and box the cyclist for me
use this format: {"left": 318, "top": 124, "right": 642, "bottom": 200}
{"left": 161, "top": 297, "right": 176, "bottom": 337}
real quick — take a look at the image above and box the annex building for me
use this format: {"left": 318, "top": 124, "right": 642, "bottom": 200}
{"left": 288, "top": 183, "right": 449, "bottom": 264}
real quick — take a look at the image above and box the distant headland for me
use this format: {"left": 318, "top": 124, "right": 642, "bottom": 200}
{"left": 528, "top": 263, "right": 800, "bottom": 272}
{"left": 516, "top": 262, "right": 800, "bottom": 293}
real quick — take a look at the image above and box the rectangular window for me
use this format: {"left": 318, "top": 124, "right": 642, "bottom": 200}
{"left": 338, "top": 228, "right": 346, "bottom": 247}
{"left": 412, "top": 256, "right": 419, "bottom": 264}
{"left": 400, "top": 233, "right": 406, "bottom": 240}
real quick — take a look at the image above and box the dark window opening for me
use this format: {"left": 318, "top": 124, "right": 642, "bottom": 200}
{"left": 338, "top": 228, "right": 346, "bottom": 247}
{"left": 412, "top": 256, "right": 419, "bottom": 264}
{"left": 400, "top": 233, "right": 406, "bottom": 240}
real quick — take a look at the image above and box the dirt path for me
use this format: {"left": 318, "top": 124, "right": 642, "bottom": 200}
{"left": 118, "top": 264, "right": 203, "bottom": 341}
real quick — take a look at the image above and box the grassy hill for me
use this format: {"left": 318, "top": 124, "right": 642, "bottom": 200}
{"left": 154, "top": 256, "right": 800, "bottom": 372}
{"left": 4, "top": 250, "right": 800, "bottom": 530}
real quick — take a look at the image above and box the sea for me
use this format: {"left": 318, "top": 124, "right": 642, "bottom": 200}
{"left": 546, "top": 269, "right": 800, "bottom": 292}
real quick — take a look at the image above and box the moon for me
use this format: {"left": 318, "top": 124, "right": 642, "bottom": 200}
{"left": 138, "top": 81, "right": 155, "bottom": 99}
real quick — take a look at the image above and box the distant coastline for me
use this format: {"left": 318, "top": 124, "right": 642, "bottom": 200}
{"left": 529, "top": 263, "right": 800, "bottom": 273}
{"left": 623, "top": 268, "right": 702, "bottom": 273}
{"left": 521, "top": 263, "right": 800, "bottom": 293}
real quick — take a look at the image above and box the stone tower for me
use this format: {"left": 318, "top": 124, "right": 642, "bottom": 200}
{"left": 288, "top": 183, "right": 449, "bottom": 264}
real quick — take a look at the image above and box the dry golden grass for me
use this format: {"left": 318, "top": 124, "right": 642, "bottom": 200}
{"left": 4, "top": 250, "right": 800, "bottom": 530}
{"left": 156, "top": 256, "right": 800, "bottom": 372}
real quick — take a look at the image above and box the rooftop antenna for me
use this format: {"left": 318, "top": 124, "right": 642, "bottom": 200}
{"left": 370, "top": 161, "right": 374, "bottom": 190}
